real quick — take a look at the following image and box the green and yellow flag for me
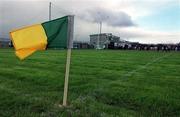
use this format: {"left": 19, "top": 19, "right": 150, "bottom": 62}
{"left": 10, "top": 16, "right": 71, "bottom": 60}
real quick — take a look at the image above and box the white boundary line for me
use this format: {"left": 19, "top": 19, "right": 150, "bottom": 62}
{"left": 122, "top": 53, "right": 172, "bottom": 78}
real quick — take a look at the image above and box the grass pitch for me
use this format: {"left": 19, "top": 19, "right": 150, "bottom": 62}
{"left": 0, "top": 49, "right": 180, "bottom": 117}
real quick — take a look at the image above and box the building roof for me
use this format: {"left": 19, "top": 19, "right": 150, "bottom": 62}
{"left": 90, "top": 33, "right": 112, "bottom": 36}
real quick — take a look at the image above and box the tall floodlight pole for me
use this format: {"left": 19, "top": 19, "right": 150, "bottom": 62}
{"left": 97, "top": 11, "right": 103, "bottom": 49}
{"left": 99, "top": 21, "right": 102, "bottom": 48}
{"left": 100, "top": 21, "right": 102, "bottom": 34}
{"left": 97, "top": 21, "right": 102, "bottom": 49}
{"left": 97, "top": 25, "right": 100, "bottom": 49}
{"left": 49, "top": 2, "right": 52, "bottom": 21}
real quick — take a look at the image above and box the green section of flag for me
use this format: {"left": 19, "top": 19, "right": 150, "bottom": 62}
{"left": 42, "top": 16, "right": 68, "bottom": 49}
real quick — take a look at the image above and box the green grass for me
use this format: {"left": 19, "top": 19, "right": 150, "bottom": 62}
{"left": 0, "top": 49, "right": 180, "bottom": 117}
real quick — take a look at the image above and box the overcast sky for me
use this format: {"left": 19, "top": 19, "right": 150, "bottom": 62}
{"left": 0, "top": 0, "right": 180, "bottom": 43}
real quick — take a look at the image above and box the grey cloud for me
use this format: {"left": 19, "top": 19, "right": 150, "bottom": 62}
{"left": 0, "top": 1, "right": 49, "bottom": 38}
{"left": 1, "top": 0, "right": 178, "bottom": 43}
{"left": 79, "top": 7, "right": 135, "bottom": 27}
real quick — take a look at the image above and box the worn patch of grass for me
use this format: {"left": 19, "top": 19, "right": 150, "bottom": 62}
{"left": 0, "top": 49, "right": 180, "bottom": 116}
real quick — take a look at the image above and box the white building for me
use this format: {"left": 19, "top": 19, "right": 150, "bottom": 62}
{"left": 90, "top": 33, "right": 120, "bottom": 49}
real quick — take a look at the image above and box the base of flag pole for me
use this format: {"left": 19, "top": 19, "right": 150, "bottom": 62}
{"left": 58, "top": 104, "right": 70, "bottom": 108}
{"left": 58, "top": 104, "right": 64, "bottom": 108}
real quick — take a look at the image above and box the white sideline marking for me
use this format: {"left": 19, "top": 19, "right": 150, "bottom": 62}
{"left": 123, "top": 53, "right": 172, "bottom": 78}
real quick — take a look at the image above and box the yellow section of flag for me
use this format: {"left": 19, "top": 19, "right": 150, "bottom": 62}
{"left": 10, "top": 24, "right": 47, "bottom": 60}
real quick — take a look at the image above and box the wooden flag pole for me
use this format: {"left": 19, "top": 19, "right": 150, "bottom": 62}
{"left": 63, "top": 48, "right": 71, "bottom": 106}
{"left": 62, "top": 15, "right": 74, "bottom": 106}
